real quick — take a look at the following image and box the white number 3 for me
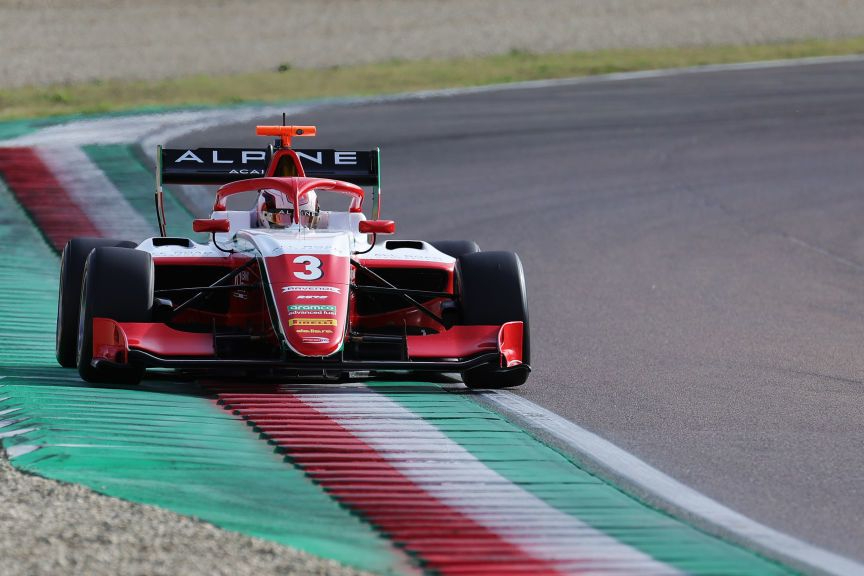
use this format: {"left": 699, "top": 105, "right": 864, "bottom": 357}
{"left": 293, "top": 255, "right": 323, "bottom": 280}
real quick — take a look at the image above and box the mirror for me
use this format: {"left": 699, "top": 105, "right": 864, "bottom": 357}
{"left": 192, "top": 219, "right": 230, "bottom": 233}
{"left": 359, "top": 220, "right": 395, "bottom": 235}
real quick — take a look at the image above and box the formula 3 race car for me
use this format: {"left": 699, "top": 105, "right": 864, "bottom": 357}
{"left": 55, "top": 124, "right": 530, "bottom": 388}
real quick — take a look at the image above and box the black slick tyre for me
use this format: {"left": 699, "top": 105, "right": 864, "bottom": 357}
{"left": 430, "top": 240, "right": 480, "bottom": 259}
{"left": 457, "top": 251, "right": 530, "bottom": 389}
{"left": 77, "top": 247, "right": 153, "bottom": 384}
{"left": 56, "top": 238, "right": 136, "bottom": 367}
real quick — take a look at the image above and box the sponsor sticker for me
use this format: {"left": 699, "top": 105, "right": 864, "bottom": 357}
{"left": 301, "top": 336, "right": 330, "bottom": 344}
{"left": 296, "top": 328, "right": 334, "bottom": 335}
{"left": 296, "top": 295, "right": 328, "bottom": 300}
{"left": 289, "top": 318, "right": 338, "bottom": 327}
{"left": 288, "top": 305, "right": 336, "bottom": 311}
{"left": 282, "top": 286, "right": 341, "bottom": 294}
{"left": 288, "top": 310, "right": 334, "bottom": 316}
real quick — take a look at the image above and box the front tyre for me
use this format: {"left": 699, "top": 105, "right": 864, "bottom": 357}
{"left": 457, "top": 251, "right": 530, "bottom": 389}
{"left": 56, "top": 238, "right": 136, "bottom": 367}
{"left": 77, "top": 247, "right": 153, "bottom": 384}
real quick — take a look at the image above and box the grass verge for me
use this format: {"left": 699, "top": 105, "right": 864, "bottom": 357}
{"left": 3, "top": 36, "right": 864, "bottom": 120}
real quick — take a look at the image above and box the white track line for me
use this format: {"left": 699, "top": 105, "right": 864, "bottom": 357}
{"left": 2, "top": 107, "right": 288, "bottom": 148}
{"left": 138, "top": 105, "right": 308, "bottom": 158}
{"left": 0, "top": 106, "right": 306, "bottom": 153}
{"left": 306, "top": 390, "right": 680, "bottom": 576}
{"left": 472, "top": 390, "right": 864, "bottom": 576}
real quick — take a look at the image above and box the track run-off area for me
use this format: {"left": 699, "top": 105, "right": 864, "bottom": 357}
{"left": 2, "top": 57, "right": 864, "bottom": 575}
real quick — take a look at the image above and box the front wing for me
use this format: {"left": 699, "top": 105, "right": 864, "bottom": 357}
{"left": 90, "top": 318, "right": 528, "bottom": 376}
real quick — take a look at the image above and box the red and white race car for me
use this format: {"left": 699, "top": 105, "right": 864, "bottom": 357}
{"left": 56, "top": 124, "right": 530, "bottom": 388}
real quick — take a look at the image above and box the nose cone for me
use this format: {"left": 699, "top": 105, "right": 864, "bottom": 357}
{"left": 278, "top": 285, "right": 348, "bottom": 356}
{"left": 248, "top": 228, "right": 352, "bottom": 358}
{"left": 265, "top": 252, "right": 351, "bottom": 357}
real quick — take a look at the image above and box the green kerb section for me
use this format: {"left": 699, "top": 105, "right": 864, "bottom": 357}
{"left": 0, "top": 118, "right": 62, "bottom": 141}
{"left": 0, "top": 179, "right": 59, "bottom": 366}
{"left": 0, "top": 173, "right": 405, "bottom": 575}
{"left": 0, "top": 376, "right": 403, "bottom": 574}
{"left": 82, "top": 144, "right": 199, "bottom": 238}
{"left": 373, "top": 383, "right": 798, "bottom": 576}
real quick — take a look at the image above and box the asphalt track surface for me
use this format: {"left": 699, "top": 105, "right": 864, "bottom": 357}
{"left": 176, "top": 59, "right": 864, "bottom": 563}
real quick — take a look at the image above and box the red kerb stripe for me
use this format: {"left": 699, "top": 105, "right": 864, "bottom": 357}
{"left": 216, "top": 391, "right": 564, "bottom": 576}
{"left": 0, "top": 147, "right": 99, "bottom": 250}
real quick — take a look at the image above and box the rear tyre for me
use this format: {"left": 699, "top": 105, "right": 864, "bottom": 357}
{"left": 457, "top": 251, "right": 530, "bottom": 389}
{"left": 77, "top": 247, "right": 153, "bottom": 384}
{"left": 430, "top": 240, "right": 480, "bottom": 259}
{"left": 56, "top": 238, "right": 136, "bottom": 367}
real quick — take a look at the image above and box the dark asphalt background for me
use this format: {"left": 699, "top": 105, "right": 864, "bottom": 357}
{"left": 174, "top": 60, "right": 864, "bottom": 561}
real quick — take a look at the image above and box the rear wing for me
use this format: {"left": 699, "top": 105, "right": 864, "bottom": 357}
{"left": 154, "top": 145, "right": 382, "bottom": 236}
{"left": 158, "top": 147, "right": 379, "bottom": 186}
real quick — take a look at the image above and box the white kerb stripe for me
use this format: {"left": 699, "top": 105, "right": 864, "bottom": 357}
{"left": 474, "top": 390, "right": 864, "bottom": 576}
{"left": 301, "top": 390, "right": 680, "bottom": 576}
{"left": 35, "top": 145, "right": 155, "bottom": 241}
{"left": 0, "top": 106, "right": 305, "bottom": 150}
{"left": 5, "top": 444, "right": 39, "bottom": 458}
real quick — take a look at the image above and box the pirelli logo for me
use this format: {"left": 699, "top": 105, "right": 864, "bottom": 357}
{"left": 288, "top": 318, "right": 338, "bottom": 327}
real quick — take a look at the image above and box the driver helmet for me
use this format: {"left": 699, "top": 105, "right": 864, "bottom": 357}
{"left": 257, "top": 189, "right": 320, "bottom": 229}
